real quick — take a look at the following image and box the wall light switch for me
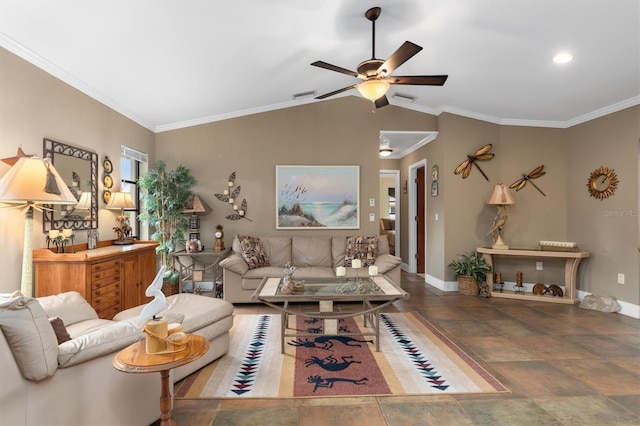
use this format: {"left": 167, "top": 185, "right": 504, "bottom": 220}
{"left": 618, "top": 273, "right": 625, "bottom": 284}
{"left": 435, "top": 213, "right": 439, "bottom": 221}
{"left": 369, "top": 213, "right": 375, "bottom": 222}
{"left": 369, "top": 198, "right": 375, "bottom": 207}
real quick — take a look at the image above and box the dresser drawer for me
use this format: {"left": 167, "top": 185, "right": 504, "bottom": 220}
{"left": 91, "top": 259, "right": 120, "bottom": 273}
{"left": 92, "top": 281, "right": 120, "bottom": 298}
{"left": 97, "top": 304, "right": 120, "bottom": 320}
{"left": 93, "top": 287, "right": 121, "bottom": 313}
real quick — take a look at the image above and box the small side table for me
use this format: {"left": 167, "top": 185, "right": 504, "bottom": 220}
{"left": 170, "top": 248, "right": 230, "bottom": 297}
{"left": 113, "top": 334, "right": 209, "bottom": 426}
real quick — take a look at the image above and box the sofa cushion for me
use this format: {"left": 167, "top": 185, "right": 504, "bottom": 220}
{"left": 37, "top": 291, "right": 99, "bottom": 326}
{"left": 49, "top": 317, "right": 72, "bottom": 344}
{"left": 0, "top": 292, "right": 58, "bottom": 380}
{"left": 114, "top": 293, "right": 233, "bottom": 335}
{"left": 220, "top": 254, "right": 249, "bottom": 276}
{"left": 292, "top": 236, "right": 332, "bottom": 267}
{"left": 260, "top": 237, "right": 292, "bottom": 267}
{"left": 344, "top": 235, "right": 378, "bottom": 267}
{"left": 238, "top": 236, "right": 270, "bottom": 269}
{"left": 57, "top": 320, "right": 143, "bottom": 368}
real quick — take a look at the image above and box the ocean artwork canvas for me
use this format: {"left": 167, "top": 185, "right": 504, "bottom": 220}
{"left": 276, "top": 165, "right": 359, "bottom": 229}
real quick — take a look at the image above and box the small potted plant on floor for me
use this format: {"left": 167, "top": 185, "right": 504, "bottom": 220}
{"left": 448, "top": 252, "right": 492, "bottom": 295}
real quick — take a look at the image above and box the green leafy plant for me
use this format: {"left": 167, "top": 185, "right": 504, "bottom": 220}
{"left": 138, "top": 160, "right": 195, "bottom": 280}
{"left": 448, "top": 252, "right": 492, "bottom": 282}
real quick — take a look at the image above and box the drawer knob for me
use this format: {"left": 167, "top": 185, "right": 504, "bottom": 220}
{"left": 95, "top": 290, "right": 101, "bottom": 296}
{"left": 95, "top": 273, "right": 101, "bottom": 278}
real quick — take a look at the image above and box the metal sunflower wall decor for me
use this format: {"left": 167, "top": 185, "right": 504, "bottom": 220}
{"left": 214, "top": 172, "right": 252, "bottom": 221}
{"left": 587, "top": 166, "right": 619, "bottom": 200}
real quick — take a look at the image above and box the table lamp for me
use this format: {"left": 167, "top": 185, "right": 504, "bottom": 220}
{"left": 106, "top": 191, "right": 135, "bottom": 245}
{"left": 0, "top": 156, "right": 77, "bottom": 296}
{"left": 486, "top": 181, "right": 515, "bottom": 249}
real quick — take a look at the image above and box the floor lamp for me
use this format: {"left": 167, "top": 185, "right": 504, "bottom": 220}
{"left": 0, "top": 157, "right": 77, "bottom": 296}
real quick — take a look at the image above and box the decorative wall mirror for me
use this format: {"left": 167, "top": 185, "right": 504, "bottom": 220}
{"left": 43, "top": 138, "right": 98, "bottom": 231}
{"left": 587, "top": 166, "right": 618, "bottom": 200}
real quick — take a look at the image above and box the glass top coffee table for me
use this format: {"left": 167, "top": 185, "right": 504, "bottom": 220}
{"left": 252, "top": 276, "right": 409, "bottom": 352}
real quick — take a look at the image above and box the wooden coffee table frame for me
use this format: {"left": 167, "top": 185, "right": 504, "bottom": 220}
{"left": 113, "top": 334, "right": 209, "bottom": 426}
{"left": 253, "top": 276, "right": 409, "bottom": 353}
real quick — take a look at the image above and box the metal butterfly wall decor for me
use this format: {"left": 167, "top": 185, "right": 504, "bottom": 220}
{"left": 454, "top": 143, "right": 494, "bottom": 181}
{"left": 510, "top": 165, "right": 546, "bottom": 196}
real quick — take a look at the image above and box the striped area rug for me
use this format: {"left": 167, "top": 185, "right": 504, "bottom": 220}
{"left": 174, "top": 312, "right": 508, "bottom": 398}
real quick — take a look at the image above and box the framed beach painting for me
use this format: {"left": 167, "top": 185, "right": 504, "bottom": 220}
{"left": 276, "top": 165, "right": 360, "bottom": 229}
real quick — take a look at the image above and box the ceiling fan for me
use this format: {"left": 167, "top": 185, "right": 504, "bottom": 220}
{"left": 312, "top": 6, "right": 448, "bottom": 108}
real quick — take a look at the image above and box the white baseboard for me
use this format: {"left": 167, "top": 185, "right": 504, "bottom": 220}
{"left": 420, "top": 278, "right": 640, "bottom": 319}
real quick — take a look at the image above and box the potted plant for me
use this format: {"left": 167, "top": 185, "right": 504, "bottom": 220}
{"left": 138, "top": 160, "right": 195, "bottom": 294}
{"left": 448, "top": 252, "right": 492, "bottom": 295}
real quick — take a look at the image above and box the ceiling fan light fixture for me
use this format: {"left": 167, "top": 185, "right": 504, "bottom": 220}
{"left": 357, "top": 79, "right": 390, "bottom": 101}
{"left": 379, "top": 148, "right": 393, "bottom": 157}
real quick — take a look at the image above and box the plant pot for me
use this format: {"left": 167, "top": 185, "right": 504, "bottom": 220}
{"left": 162, "top": 281, "right": 179, "bottom": 297}
{"left": 458, "top": 275, "right": 479, "bottom": 295}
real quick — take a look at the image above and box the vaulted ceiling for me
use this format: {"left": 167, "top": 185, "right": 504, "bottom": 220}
{"left": 1, "top": 0, "right": 638, "bottom": 135}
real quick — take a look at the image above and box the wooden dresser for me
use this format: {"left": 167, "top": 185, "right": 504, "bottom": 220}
{"left": 33, "top": 241, "right": 158, "bottom": 319}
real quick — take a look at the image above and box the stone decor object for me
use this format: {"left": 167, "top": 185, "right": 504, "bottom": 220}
{"left": 580, "top": 293, "right": 621, "bottom": 313}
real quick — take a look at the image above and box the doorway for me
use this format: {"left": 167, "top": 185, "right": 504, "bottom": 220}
{"left": 408, "top": 160, "right": 427, "bottom": 274}
{"left": 379, "top": 170, "right": 399, "bottom": 256}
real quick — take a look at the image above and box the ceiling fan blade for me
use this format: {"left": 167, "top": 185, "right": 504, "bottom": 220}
{"left": 374, "top": 95, "right": 389, "bottom": 108}
{"left": 315, "top": 84, "right": 358, "bottom": 100}
{"left": 389, "top": 75, "right": 448, "bottom": 86}
{"left": 311, "top": 61, "right": 359, "bottom": 78}
{"left": 377, "top": 41, "right": 423, "bottom": 76}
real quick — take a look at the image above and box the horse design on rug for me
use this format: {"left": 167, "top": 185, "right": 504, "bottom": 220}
{"left": 288, "top": 336, "right": 374, "bottom": 351}
{"left": 307, "top": 375, "right": 368, "bottom": 392}
{"left": 305, "top": 355, "right": 361, "bottom": 371}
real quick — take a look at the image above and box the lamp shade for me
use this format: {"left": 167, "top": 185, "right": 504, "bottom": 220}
{"left": 75, "top": 192, "right": 92, "bottom": 210}
{"left": 486, "top": 181, "right": 515, "bottom": 205}
{"left": 379, "top": 148, "right": 393, "bottom": 157}
{"left": 0, "top": 157, "right": 76, "bottom": 205}
{"left": 357, "top": 79, "right": 390, "bottom": 101}
{"left": 106, "top": 192, "right": 135, "bottom": 211}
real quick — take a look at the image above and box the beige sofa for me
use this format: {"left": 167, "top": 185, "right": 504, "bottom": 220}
{"left": 0, "top": 290, "right": 234, "bottom": 426}
{"left": 220, "top": 235, "right": 402, "bottom": 303}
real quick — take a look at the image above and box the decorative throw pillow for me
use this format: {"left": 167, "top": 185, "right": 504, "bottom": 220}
{"left": 49, "top": 316, "right": 72, "bottom": 344}
{"left": 238, "top": 236, "right": 270, "bottom": 270}
{"left": 344, "top": 235, "right": 378, "bottom": 267}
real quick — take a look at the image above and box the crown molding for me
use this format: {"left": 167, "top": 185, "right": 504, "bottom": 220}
{"left": 0, "top": 32, "right": 155, "bottom": 132}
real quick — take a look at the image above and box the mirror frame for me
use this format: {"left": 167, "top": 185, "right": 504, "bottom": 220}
{"left": 42, "top": 138, "right": 98, "bottom": 231}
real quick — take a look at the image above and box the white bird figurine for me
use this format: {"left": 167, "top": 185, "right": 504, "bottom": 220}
{"left": 136, "top": 265, "right": 167, "bottom": 328}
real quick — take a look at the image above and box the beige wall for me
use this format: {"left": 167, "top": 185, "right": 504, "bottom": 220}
{"left": 1, "top": 47, "right": 638, "bottom": 309}
{"left": 0, "top": 48, "right": 155, "bottom": 293}
{"left": 566, "top": 106, "right": 639, "bottom": 303}
{"left": 154, "top": 97, "right": 437, "bottom": 250}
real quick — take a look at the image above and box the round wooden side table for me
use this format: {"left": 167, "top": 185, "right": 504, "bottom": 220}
{"left": 113, "top": 334, "right": 209, "bottom": 426}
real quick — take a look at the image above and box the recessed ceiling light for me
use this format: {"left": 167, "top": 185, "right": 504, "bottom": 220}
{"left": 553, "top": 53, "right": 573, "bottom": 64}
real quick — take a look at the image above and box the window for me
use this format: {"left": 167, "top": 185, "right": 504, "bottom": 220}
{"left": 120, "top": 146, "right": 148, "bottom": 238}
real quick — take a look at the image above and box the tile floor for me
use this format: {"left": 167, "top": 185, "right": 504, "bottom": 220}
{"left": 163, "top": 272, "right": 640, "bottom": 426}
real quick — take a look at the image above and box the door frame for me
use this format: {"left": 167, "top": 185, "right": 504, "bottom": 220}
{"left": 408, "top": 159, "right": 427, "bottom": 274}
{"left": 379, "top": 169, "right": 400, "bottom": 254}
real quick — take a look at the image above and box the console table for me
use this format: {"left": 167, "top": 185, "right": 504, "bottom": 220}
{"left": 170, "top": 248, "right": 230, "bottom": 297}
{"left": 476, "top": 247, "right": 590, "bottom": 304}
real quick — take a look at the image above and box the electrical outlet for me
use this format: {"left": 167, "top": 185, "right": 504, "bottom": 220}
{"left": 435, "top": 213, "right": 439, "bottom": 221}
{"left": 618, "top": 273, "right": 625, "bottom": 285}
{"left": 536, "top": 262, "right": 543, "bottom": 271}
{"left": 369, "top": 213, "right": 375, "bottom": 222}
{"left": 369, "top": 198, "right": 375, "bottom": 207}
